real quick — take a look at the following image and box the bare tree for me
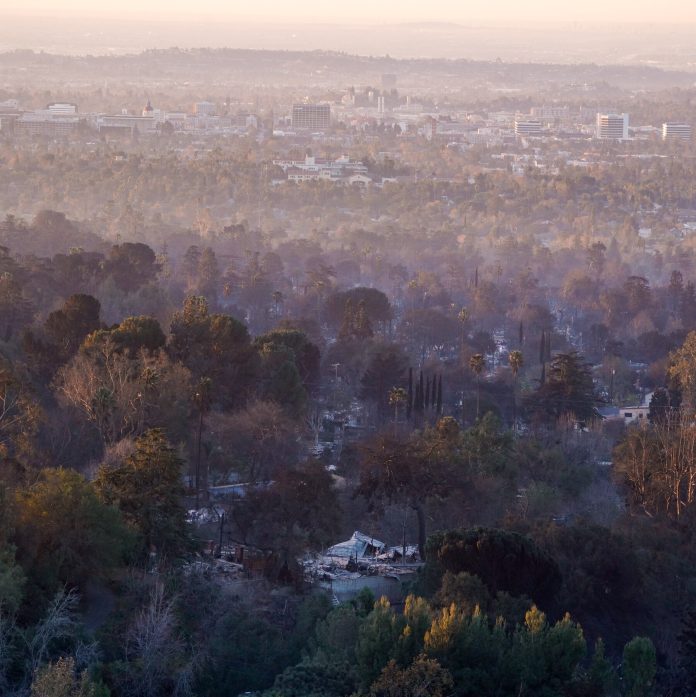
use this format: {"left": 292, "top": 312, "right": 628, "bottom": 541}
{"left": 125, "top": 583, "right": 192, "bottom": 697}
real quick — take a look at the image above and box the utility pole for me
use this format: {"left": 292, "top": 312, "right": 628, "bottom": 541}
{"left": 217, "top": 511, "right": 225, "bottom": 559}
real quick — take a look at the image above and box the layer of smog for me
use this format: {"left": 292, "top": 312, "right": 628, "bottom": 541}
{"left": 0, "top": 9, "right": 693, "bottom": 697}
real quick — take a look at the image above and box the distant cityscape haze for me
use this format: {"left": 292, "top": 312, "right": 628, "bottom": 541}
{"left": 6, "top": 0, "right": 696, "bottom": 23}
{"left": 3, "top": 13, "right": 696, "bottom": 68}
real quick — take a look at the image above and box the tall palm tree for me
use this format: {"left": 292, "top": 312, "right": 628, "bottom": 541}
{"left": 457, "top": 306, "right": 470, "bottom": 354}
{"left": 509, "top": 350, "right": 524, "bottom": 431}
{"left": 388, "top": 386, "right": 408, "bottom": 436}
{"left": 272, "top": 290, "right": 283, "bottom": 318}
{"left": 469, "top": 353, "right": 486, "bottom": 421}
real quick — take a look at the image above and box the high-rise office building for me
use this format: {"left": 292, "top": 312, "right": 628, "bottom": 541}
{"left": 596, "top": 113, "right": 629, "bottom": 140}
{"left": 291, "top": 104, "right": 331, "bottom": 130}
{"left": 662, "top": 123, "right": 691, "bottom": 141}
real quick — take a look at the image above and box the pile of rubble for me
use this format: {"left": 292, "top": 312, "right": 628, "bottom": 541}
{"left": 303, "top": 531, "right": 422, "bottom": 584}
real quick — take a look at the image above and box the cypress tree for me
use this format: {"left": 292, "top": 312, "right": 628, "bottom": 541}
{"left": 417, "top": 370, "right": 425, "bottom": 413}
{"left": 436, "top": 374, "right": 443, "bottom": 415}
{"left": 425, "top": 376, "right": 431, "bottom": 409}
{"left": 407, "top": 367, "right": 413, "bottom": 419}
{"left": 539, "top": 330, "right": 546, "bottom": 364}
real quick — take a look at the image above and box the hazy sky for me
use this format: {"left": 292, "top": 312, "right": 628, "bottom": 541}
{"left": 6, "top": 0, "right": 696, "bottom": 24}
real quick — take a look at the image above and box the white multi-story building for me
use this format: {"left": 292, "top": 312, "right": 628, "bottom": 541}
{"left": 195, "top": 101, "right": 216, "bottom": 116}
{"left": 514, "top": 119, "right": 543, "bottom": 137}
{"left": 291, "top": 104, "right": 331, "bottom": 130}
{"left": 273, "top": 154, "right": 368, "bottom": 184}
{"left": 96, "top": 114, "right": 156, "bottom": 135}
{"left": 47, "top": 102, "right": 78, "bottom": 115}
{"left": 531, "top": 105, "right": 570, "bottom": 120}
{"left": 14, "top": 113, "right": 80, "bottom": 137}
{"left": 596, "top": 113, "right": 629, "bottom": 140}
{"left": 662, "top": 123, "right": 692, "bottom": 141}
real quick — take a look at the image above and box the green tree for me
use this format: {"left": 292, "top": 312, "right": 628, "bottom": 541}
{"left": 587, "top": 242, "right": 607, "bottom": 284}
{"left": 325, "top": 287, "right": 392, "bottom": 331}
{"left": 360, "top": 345, "right": 409, "bottom": 423}
{"left": 468, "top": 353, "right": 485, "bottom": 420}
{"left": 254, "top": 329, "right": 321, "bottom": 395}
{"left": 14, "top": 468, "right": 130, "bottom": 594}
{"left": 678, "top": 609, "right": 696, "bottom": 694}
{"left": 44, "top": 294, "right": 102, "bottom": 361}
{"left": 425, "top": 528, "right": 561, "bottom": 606}
{"left": 197, "top": 247, "right": 220, "bottom": 302}
{"left": 195, "top": 604, "right": 294, "bottom": 696}
{"left": 526, "top": 351, "right": 598, "bottom": 423}
{"left": 0, "top": 484, "right": 24, "bottom": 615}
{"left": 369, "top": 655, "right": 453, "bottom": 697}
{"left": 457, "top": 307, "right": 470, "bottom": 354}
{"left": 104, "top": 242, "right": 160, "bottom": 292}
{"left": 106, "top": 316, "right": 166, "bottom": 356}
{"left": 94, "top": 429, "right": 191, "bottom": 559}
{"left": 257, "top": 343, "right": 307, "bottom": 417}
{"left": 622, "top": 637, "right": 656, "bottom": 697}
{"left": 168, "top": 296, "right": 257, "bottom": 409}
{"left": 389, "top": 387, "right": 408, "bottom": 435}
{"left": 311, "top": 605, "right": 363, "bottom": 665}
{"left": 668, "top": 331, "right": 696, "bottom": 409}
{"left": 424, "top": 601, "right": 514, "bottom": 695}
{"left": 509, "top": 350, "right": 523, "bottom": 429}
{"left": 511, "top": 606, "right": 586, "bottom": 696}
{"left": 266, "top": 659, "right": 356, "bottom": 697}
{"left": 228, "top": 459, "right": 340, "bottom": 567}
{"left": 0, "top": 272, "right": 33, "bottom": 342}
{"left": 357, "top": 434, "right": 457, "bottom": 560}
{"left": 356, "top": 597, "right": 407, "bottom": 688}
{"left": 0, "top": 544, "right": 25, "bottom": 616}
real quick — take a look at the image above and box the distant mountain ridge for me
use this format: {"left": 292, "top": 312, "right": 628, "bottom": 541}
{"left": 0, "top": 47, "right": 692, "bottom": 90}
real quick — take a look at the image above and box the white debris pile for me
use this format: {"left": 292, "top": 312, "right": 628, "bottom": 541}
{"left": 303, "top": 531, "right": 422, "bottom": 583}
{"left": 182, "top": 557, "right": 245, "bottom": 578}
{"left": 186, "top": 506, "right": 224, "bottom": 524}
